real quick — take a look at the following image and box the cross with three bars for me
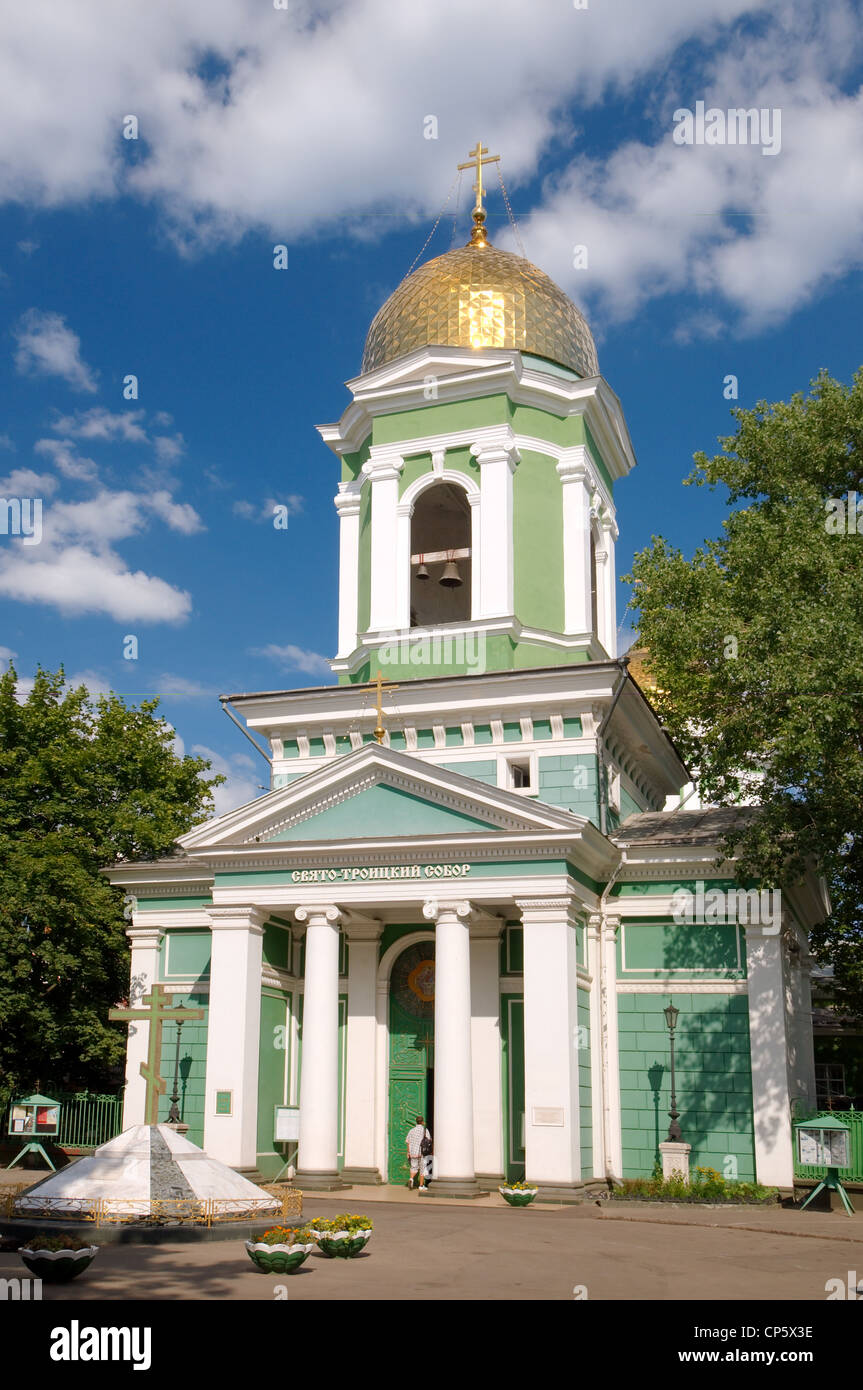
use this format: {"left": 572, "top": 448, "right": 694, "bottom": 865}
{"left": 109, "top": 983, "right": 203, "bottom": 1126}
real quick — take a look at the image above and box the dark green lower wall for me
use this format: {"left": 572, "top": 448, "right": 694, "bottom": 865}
{"left": 156, "top": 991, "right": 209, "bottom": 1147}
{"left": 257, "top": 989, "right": 290, "bottom": 1178}
{"left": 617, "top": 993, "right": 755, "bottom": 1180}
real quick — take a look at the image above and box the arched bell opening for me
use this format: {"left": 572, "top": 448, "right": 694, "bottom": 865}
{"left": 410, "top": 482, "right": 472, "bottom": 626}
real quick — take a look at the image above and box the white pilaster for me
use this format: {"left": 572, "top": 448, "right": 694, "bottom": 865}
{"left": 599, "top": 511, "right": 618, "bottom": 657}
{"left": 120, "top": 924, "right": 164, "bottom": 1129}
{"left": 587, "top": 914, "right": 605, "bottom": 1181}
{"left": 470, "top": 916, "right": 505, "bottom": 1180}
{"left": 295, "top": 904, "right": 344, "bottom": 1187}
{"left": 557, "top": 452, "right": 593, "bottom": 635}
{"left": 423, "top": 898, "right": 482, "bottom": 1194}
{"left": 334, "top": 486, "right": 362, "bottom": 658}
{"left": 599, "top": 913, "right": 623, "bottom": 1179}
{"left": 203, "top": 905, "right": 266, "bottom": 1170}
{"left": 518, "top": 897, "right": 583, "bottom": 1197}
{"left": 471, "top": 432, "right": 519, "bottom": 619}
{"left": 363, "top": 453, "right": 404, "bottom": 631}
{"left": 342, "top": 917, "right": 383, "bottom": 1182}
{"left": 745, "top": 926, "right": 794, "bottom": 1187}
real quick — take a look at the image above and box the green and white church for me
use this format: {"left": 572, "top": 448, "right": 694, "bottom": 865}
{"left": 109, "top": 150, "right": 826, "bottom": 1198}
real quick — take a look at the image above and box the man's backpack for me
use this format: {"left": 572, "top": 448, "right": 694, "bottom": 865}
{"left": 420, "top": 1129, "right": 433, "bottom": 1156}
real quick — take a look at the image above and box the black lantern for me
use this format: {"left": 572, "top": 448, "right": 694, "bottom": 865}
{"left": 663, "top": 1000, "right": 682, "bottom": 1142}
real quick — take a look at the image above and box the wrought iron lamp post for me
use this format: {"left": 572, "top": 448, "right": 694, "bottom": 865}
{"left": 663, "top": 1002, "right": 682, "bottom": 1142}
{"left": 167, "top": 1002, "right": 187, "bottom": 1124}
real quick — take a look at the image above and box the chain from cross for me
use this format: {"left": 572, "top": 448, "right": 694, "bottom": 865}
{"left": 109, "top": 983, "right": 203, "bottom": 1126}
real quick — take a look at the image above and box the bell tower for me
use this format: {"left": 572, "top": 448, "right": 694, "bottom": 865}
{"left": 318, "top": 146, "right": 636, "bottom": 686}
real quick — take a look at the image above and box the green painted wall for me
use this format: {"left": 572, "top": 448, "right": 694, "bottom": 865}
{"left": 160, "top": 930, "right": 211, "bottom": 981}
{"left": 617, "top": 992, "right": 755, "bottom": 1179}
{"left": 156, "top": 991, "right": 209, "bottom": 1146}
{"left": 616, "top": 919, "right": 747, "bottom": 980}
{"left": 438, "top": 759, "right": 497, "bottom": 785}
{"left": 538, "top": 753, "right": 600, "bottom": 824}
{"left": 372, "top": 394, "right": 511, "bottom": 446}
{"left": 257, "top": 989, "right": 289, "bottom": 1178}
{"left": 399, "top": 446, "right": 476, "bottom": 497}
{"left": 578, "top": 987, "right": 592, "bottom": 1179}
{"left": 513, "top": 449, "right": 564, "bottom": 632}
{"left": 501, "top": 993, "right": 525, "bottom": 1181}
{"left": 265, "top": 782, "right": 498, "bottom": 840}
{"left": 263, "top": 921, "right": 293, "bottom": 973}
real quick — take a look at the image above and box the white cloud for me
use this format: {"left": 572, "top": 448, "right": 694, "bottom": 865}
{"left": 0, "top": 467, "right": 59, "bottom": 496}
{"left": 0, "top": 435, "right": 15, "bottom": 451}
{"left": 154, "top": 434, "right": 185, "bottom": 463}
{"left": 255, "top": 642, "right": 332, "bottom": 676}
{"left": 152, "top": 674, "right": 218, "bottom": 699}
{"left": 50, "top": 408, "right": 148, "bottom": 443}
{"left": 14, "top": 309, "right": 98, "bottom": 392}
{"left": 0, "top": 545, "right": 192, "bottom": 622}
{"left": 233, "top": 494, "right": 302, "bottom": 522}
{"left": 17, "top": 239, "right": 39, "bottom": 255}
{"left": 35, "top": 437, "right": 99, "bottom": 483}
{"left": 192, "top": 742, "right": 266, "bottom": 815}
{"left": 0, "top": 645, "right": 17, "bottom": 667}
{"left": 148, "top": 490, "right": 204, "bottom": 534}
{"left": 64, "top": 668, "right": 113, "bottom": 695}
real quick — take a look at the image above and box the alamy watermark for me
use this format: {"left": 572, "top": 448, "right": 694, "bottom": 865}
{"left": 673, "top": 102, "right": 781, "bottom": 156}
{"left": 377, "top": 632, "right": 486, "bottom": 674}
{"left": 0, "top": 496, "right": 42, "bottom": 545}
{"left": 671, "top": 881, "right": 781, "bottom": 934}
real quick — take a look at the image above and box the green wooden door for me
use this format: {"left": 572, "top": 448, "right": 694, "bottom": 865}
{"left": 388, "top": 943, "right": 435, "bottom": 1183}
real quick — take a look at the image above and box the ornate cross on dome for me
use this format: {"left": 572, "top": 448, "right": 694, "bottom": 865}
{"left": 457, "top": 141, "right": 500, "bottom": 246}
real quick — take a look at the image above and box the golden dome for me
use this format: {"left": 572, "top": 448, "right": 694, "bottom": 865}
{"left": 362, "top": 237, "right": 598, "bottom": 378}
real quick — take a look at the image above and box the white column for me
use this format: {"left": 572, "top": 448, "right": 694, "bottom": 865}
{"left": 203, "top": 906, "right": 265, "bottom": 1170}
{"left": 557, "top": 453, "right": 593, "bottom": 635}
{"left": 470, "top": 916, "right": 505, "bottom": 1181}
{"left": 334, "top": 486, "right": 362, "bottom": 656}
{"left": 599, "top": 913, "right": 623, "bottom": 1178}
{"left": 471, "top": 434, "right": 519, "bottom": 618}
{"left": 295, "top": 905, "right": 344, "bottom": 1188}
{"left": 587, "top": 914, "right": 605, "bottom": 1181}
{"left": 423, "top": 898, "right": 482, "bottom": 1195}
{"left": 594, "top": 543, "right": 611, "bottom": 656}
{"left": 745, "top": 926, "right": 794, "bottom": 1187}
{"left": 342, "top": 918, "right": 383, "bottom": 1183}
{"left": 519, "top": 897, "right": 583, "bottom": 1198}
{"left": 120, "top": 923, "right": 164, "bottom": 1129}
{"left": 395, "top": 501, "right": 412, "bottom": 631}
{"left": 786, "top": 942, "right": 817, "bottom": 1113}
{"left": 362, "top": 453, "right": 403, "bottom": 632}
{"left": 599, "top": 513, "right": 618, "bottom": 657}
{"left": 468, "top": 494, "right": 481, "bottom": 621}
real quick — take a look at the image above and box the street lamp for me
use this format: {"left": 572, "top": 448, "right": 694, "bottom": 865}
{"left": 167, "top": 1002, "right": 187, "bottom": 1124}
{"left": 663, "top": 1002, "right": 682, "bottom": 1142}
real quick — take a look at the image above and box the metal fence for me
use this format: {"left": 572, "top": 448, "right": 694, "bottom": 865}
{"left": 55, "top": 1092, "right": 125, "bottom": 1150}
{"left": 3, "top": 1187, "right": 303, "bottom": 1226}
{"left": 793, "top": 1109, "right": 863, "bottom": 1183}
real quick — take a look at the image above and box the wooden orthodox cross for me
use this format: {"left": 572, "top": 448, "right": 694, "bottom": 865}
{"left": 109, "top": 983, "right": 203, "bottom": 1126}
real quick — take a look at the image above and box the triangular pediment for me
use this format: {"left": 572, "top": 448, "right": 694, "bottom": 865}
{"left": 177, "top": 743, "right": 586, "bottom": 850}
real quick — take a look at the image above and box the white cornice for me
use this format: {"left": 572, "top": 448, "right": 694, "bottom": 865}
{"left": 316, "top": 348, "right": 636, "bottom": 481}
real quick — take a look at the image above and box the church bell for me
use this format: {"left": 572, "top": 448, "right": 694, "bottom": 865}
{"left": 439, "top": 557, "right": 462, "bottom": 588}
{"left": 416, "top": 557, "right": 429, "bottom": 580}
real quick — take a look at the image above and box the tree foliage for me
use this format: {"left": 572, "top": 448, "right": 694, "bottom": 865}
{"left": 0, "top": 668, "right": 222, "bottom": 1108}
{"left": 626, "top": 368, "right": 863, "bottom": 1011}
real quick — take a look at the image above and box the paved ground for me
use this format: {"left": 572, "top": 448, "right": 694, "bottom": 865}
{"left": 2, "top": 1197, "right": 861, "bottom": 1301}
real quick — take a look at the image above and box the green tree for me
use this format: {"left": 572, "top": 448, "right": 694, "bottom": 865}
{"left": 0, "top": 667, "right": 223, "bottom": 1110}
{"left": 626, "top": 368, "right": 863, "bottom": 1012}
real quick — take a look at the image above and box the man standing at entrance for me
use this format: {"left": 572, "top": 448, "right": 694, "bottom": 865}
{"left": 406, "top": 1115, "right": 431, "bottom": 1190}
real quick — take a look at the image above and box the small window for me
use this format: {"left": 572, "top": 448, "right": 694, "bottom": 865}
{"left": 507, "top": 758, "right": 534, "bottom": 792}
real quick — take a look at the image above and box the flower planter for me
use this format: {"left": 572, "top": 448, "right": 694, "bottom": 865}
{"left": 308, "top": 1228, "right": 373, "bottom": 1259}
{"left": 244, "top": 1240, "right": 316, "bottom": 1275}
{"left": 499, "top": 1186, "right": 538, "bottom": 1208}
{"left": 19, "top": 1246, "right": 98, "bottom": 1283}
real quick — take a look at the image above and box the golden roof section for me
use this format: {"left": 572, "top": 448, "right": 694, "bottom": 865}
{"left": 361, "top": 242, "right": 599, "bottom": 379}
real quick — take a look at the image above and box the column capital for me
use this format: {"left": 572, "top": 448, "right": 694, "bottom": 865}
{"left": 334, "top": 486, "right": 362, "bottom": 517}
{"left": 516, "top": 895, "right": 581, "bottom": 925}
{"left": 422, "top": 898, "right": 471, "bottom": 924}
{"left": 362, "top": 452, "right": 404, "bottom": 482}
{"left": 126, "top": 924, "right": 165, "bottom": 949}
{"left": 556, "top": 448, "right": 591, "bottom": 486}
{"left": 341, "top": 911, "right": 383, "bottom": 943}
{"left": 207, "top": 905, "right": 267, "bottom": 934}
{"left": 470, "top": 436, "right": 520, "bottom": 471}
{"left": 295, "top": 904, "right": 343, "bottom": 931}
{"left": 469, "top": 912, "right": 506, "bottom": 940}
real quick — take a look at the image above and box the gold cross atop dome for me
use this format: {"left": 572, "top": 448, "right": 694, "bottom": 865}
{"left": 457, "top": 141, "right": 500, "bottom": 247}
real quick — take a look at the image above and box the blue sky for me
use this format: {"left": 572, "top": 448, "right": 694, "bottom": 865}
{"left": 2, "top": 0, "right": 861, "bottom": 810}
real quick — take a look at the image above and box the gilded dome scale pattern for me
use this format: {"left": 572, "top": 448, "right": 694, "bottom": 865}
{"left": 361, "top": 242, "right": 599, "bottom": 379}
